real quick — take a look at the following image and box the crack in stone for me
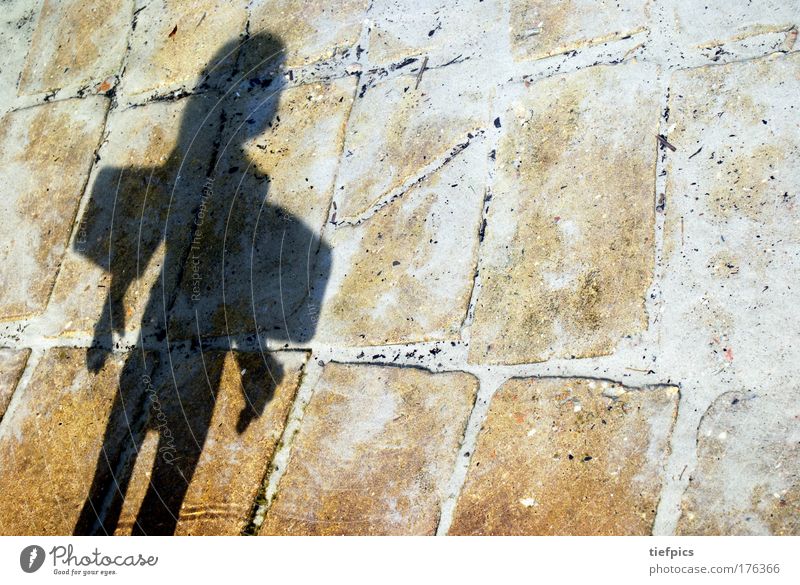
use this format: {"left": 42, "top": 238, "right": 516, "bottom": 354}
{"left": 332, "top": 129, "right": 486, "bottom": 227}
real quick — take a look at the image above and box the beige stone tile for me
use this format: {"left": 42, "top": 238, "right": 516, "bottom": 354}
{"left": 114, "top": 350, "right": 306, "bottom": 535}
{"left": 249, "top": 0, "right": 367, "bottom": 68}
{"left": 677, "top": 391, "right": 799, "bottom": 535}
{"left": 0, "top": 0, "right": 41, "bottom": 108}
{"left": 510, "top": 0, "right": 649, "bottom": 62}
{"left": 168, "top": 78, "right": 355, "bottom": 342}
{"left": 333, "top": 64, "right": 486, "bottom": 221}
{"left": 118, "top": 0, "right": 248, "bottom": 98}
{"left": 0, "top": 348, "right": 29, "bottom": 421}
{"left": 666, "top": 0, "right": 799, "bottom": 48}
{"left": 19, "top": 0, "right": 133, "bottom": 95}
{"left": 367, "top": 0, "right": 504, "bottom": 65}
{"left": 262, "top": 363, "right": 477, "bottom": 535}
{"left": 450, "top": 377, "right": 678, "bottom": 535}
{"left": 0, "top": 97, "right": 109, "bottom": 320}
{"left": 317, "top": 139, "right": 485, "bottom": 346}
{"left": 469, "top": 62, "right": 660, "bottom": 365}
{"left": 48, "top": 95, "right": 219, "bottom": 338}
{"left": 0, "top": 348, "right": 149, "bottom": 535}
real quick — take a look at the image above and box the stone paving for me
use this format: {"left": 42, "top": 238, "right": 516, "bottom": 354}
{"left": 0, "top": 0, "right": 798, "bottom": 535}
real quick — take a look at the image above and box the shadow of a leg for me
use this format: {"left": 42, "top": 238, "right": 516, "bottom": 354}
{"left": 74, "top": 350, "right": 152, "bottom": 535}
{"left": 130, "top": 354, "right": 224, "bottom": 535}
{"left": 131, "top": 434, "right": 202, "bottom": 536}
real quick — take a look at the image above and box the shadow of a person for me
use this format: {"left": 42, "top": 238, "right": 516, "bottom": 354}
{"left": 73, "top": 33, "right": 331, "bottom": 535}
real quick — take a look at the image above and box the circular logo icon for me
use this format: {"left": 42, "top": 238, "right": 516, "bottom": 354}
{"left": 20, "top": 545, "right": 45, "bottom": 573}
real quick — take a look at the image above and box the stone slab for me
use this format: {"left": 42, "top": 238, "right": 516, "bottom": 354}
{"left": 659, "top": 54, "right": 800, "bottom": 387}
{"left": 677, "top": 391, "right": 799, "bottom": 535}
{"left": 449, "top": 377, "right": 678, "bottom": 535}
{"left": 0, "top": 97, "right": 109, "bottom": 320}
{"left": 469, "top": 62, "right": 660, "bottom": 364}
{"left": 333, "top": 63, "right": 486, "bottom": 221}
{"left": 0, "top": 348, "right": 149, "bottom": 535}
{"left": 316, "top": 138, "right": 485, "bottom": 346}
{"left": 19, "top": 0, "right": 133, "bottom": 94}
{"left": 118, "top": 0, "right": 248, "bottom": 98}
{"left": 0, "top": 0, "right": 41, "bottom": 108}
{"left": 262, "top": 363, "right": 477, "bottom": 535}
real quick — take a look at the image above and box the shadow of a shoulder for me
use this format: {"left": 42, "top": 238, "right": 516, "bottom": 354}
{"left": 77, "top": 160, "right": 332, "bottom": 347}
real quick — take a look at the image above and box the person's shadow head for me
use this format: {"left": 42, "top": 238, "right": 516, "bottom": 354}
{"left": 73, "top": 32, "right": 332, "bottom": 535}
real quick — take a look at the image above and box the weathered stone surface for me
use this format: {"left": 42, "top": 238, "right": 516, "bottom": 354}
{"left": 0, "top": 348, "right": 29, "bottom": 421}
{"left": 677, "top": 391, "right": 799, "bottom": 535}
{"left": 0, "top": 348, "right": 149, "bottom": 535}
{"left": 469, "top": 63, "right": 660, "bottom": 365}
{"left": 19, "top": 0, "right": 132, "bottom": 94}
{"left": 664, "top": 53, "right": 800, "bottom": 241}
{"left": 262, "top": 363, "right": 477, "bottom": 535}
{"left": 450, "top": 378, "right": 678, "bottom": 535}
{"left": 510, "top": 0, "right": 649, "bottom": 61}
{"left": 113, "top": 350, "right": 306, "bottom": 535}
{"left": 48, "top": 95, "right": 219, "bottom": 337}
{"left": 0, "top": 0, "right": 40, "bottom": 108}
{"left": 249, "top": 0, "right": 367, "bottom": 67}
{"left": 666, "top": 0, "right": 799, "bottom": 48}
{"left": 118, "top": 0, "right": 248, "bottom": 98}
{"left": 168, "top": 78, "right": 355, "bottom": 342}
{"left": 1, "top": 0, "right": 798, "bottom": 540}
{"left": 0, "top": 97, "right": 108, "bottom": 320}
{"left": 367, "top": 0, "right": 503, "bottom": 65}
{"left": 333, "top": 64, "right": 485, "bottom": 221}
{"left": 661, "top": 54, "right": 800, "bottom": 535}
{"left": 659, "top": 54, "right": 800, "bottom": 384}
{"left": 317, "top": 140, "right": 485, "bottom": 345}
